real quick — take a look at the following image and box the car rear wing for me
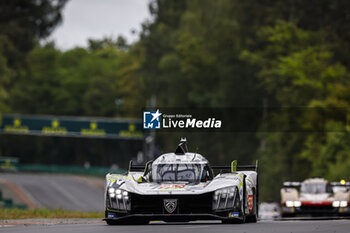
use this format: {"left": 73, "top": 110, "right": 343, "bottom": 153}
{"left": 283, "top": 181, "right": 301, "bottom": 188}
{"left": 130, "top": 160, "right": 258, "bottom": 172}
{"left": 128, "top": 160, "right": 144, "bottom": 171}
{"left": 331, "top": 181, "right": 350, "bottom": 187}
{"left": 128, "top": 160, "right": 152, "bottom": 175}
{"left": 211, "top": 160, "right": 258, "bottom": 173}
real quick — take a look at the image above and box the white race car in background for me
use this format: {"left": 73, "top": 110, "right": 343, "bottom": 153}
{"left": 104, "top": 138, "right": 259, "bottom": 225}
{"left": 281, "top": 178, "right": 350, "bottom": 217}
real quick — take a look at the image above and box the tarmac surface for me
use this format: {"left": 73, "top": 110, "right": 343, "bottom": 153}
{"left": 1, "top": 173, "right": 350, "bottom": 232}
{"left": 0, "top": 173, "right": 104, "bottom": 211}
{"left": 1, "top": 219, "right": 350, "bottom": 233}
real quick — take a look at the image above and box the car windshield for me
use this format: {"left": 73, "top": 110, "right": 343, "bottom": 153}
{"left": 300, "top": 182, "right": 332, "bottom": 194}
{"left": 152, "top": 163, "right": 203, "bottom": 183}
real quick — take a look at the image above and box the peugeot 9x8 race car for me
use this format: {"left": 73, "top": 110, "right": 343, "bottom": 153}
{"left": 104, "top": 138, "right": 259, "bottom": 224}
{"left": 281, "top": 178, "right": 350, "bottom": 217}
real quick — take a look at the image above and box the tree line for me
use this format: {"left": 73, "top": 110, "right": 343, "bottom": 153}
{"left": 1, "top": 0, "right": 350, "bottom": 200}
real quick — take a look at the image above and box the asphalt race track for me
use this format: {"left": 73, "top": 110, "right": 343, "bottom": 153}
{"left": 1, "top": 173, "right": 350, "bottom": 232}
{"left": 0, "top": 173, "right": 104, "bottom": 211}
{"left": 1, "top": 220, "right": 350, "bottom": 233}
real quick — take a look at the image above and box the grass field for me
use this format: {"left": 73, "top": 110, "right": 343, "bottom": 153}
{"left": 0, "top": 208, "right": 104, "bottom": 219}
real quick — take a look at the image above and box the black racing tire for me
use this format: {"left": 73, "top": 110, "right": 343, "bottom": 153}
{"left": 245, "top": 215, "right": 257, "bottom": 223}
{"left": 106, "top": 219, "right": 119, "bottom": 225}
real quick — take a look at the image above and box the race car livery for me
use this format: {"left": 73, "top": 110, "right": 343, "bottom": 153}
{"left": 104, "top": 138, "right": 259, "bottom": 224}
{"left": 281, "top": 178, "right": 350, "bottom": 217}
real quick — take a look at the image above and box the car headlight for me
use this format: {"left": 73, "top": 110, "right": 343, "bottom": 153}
{"left": 286, "top": 201, "right": 294, "bottom": 207}
{"left": 285, "top": 201, "right": 301, "bottom": 207}
{"left": 332, "top": 201, "right": 340, "bottom": 207}
{"left": 294, "top": 201, "right": 302, "bottom": 207}
{"left": 107, "top": 187, "right": 131, "bottom": 211}
{"left": 340, "top": 201, "right": 348, "bottom": 207}
{"left": 213, "top": 187, "right": 236, "bottom": 210}
{"left": 108, "top": 188, "right": 115, "bottom": 193}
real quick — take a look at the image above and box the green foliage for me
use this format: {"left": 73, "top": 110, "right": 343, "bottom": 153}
{"left": 241, "top": 18, "right": 350, "bottom": 200}
{"left": 9, "top": 43, "right": 145, "bottom": 117}
{"left": 0, "top": 208, "right": 103, "bottom": 219}
{"left": 0, "top": 36, "right": 12, "bottom": 112}
{"left": 3, "top": 0, "right": 350, "bottom": 202}
{"left": 0, "top": 0, "right": 67, "bottom": 67}
{"left": 0, "top": 0, "right": 68, "bottom": 113}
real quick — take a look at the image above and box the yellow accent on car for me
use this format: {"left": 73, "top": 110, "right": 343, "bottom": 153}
{"left": 231, "top": 160, "right": 237, "bottom": 172}
{"left": 239, "top": 181, "right": 243, "bottom": 191}
{"left": 238, "top": 174, "right": 244, "bottom": 191}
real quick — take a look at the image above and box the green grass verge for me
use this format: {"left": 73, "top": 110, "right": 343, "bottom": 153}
{"left": 0, "top": 208, "right": 104, "bottom": 219}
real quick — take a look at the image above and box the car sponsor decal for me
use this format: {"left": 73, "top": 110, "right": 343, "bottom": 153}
{"left": 248, "top": 195, "right": 254, "bottom": 212}
{"left": 228, "top": 212, "right": 239, "bottom": 218}
{"left": 138, "top": 183, "right": 151, "bottom": 187}
{"left": 107, "top": 179, "right": 125, "bottom": 188}
{"left": 107, "top": 176, "right": 129, "bottom": 183}
{"left": 158, "top": 184, "right": 186, "bottom": 190}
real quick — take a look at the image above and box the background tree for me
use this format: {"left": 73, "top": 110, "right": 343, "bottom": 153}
{"left": 2, "top": 0, "right": 350, "bottom": 201}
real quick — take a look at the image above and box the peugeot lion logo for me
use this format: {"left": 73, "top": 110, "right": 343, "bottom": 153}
{"left": 163, "top": 199, "right": 177, "bottom": 213}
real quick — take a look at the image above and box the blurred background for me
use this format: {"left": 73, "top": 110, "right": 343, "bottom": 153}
{"left": 1, "top": 0, "right": 350, "bottom": 210}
